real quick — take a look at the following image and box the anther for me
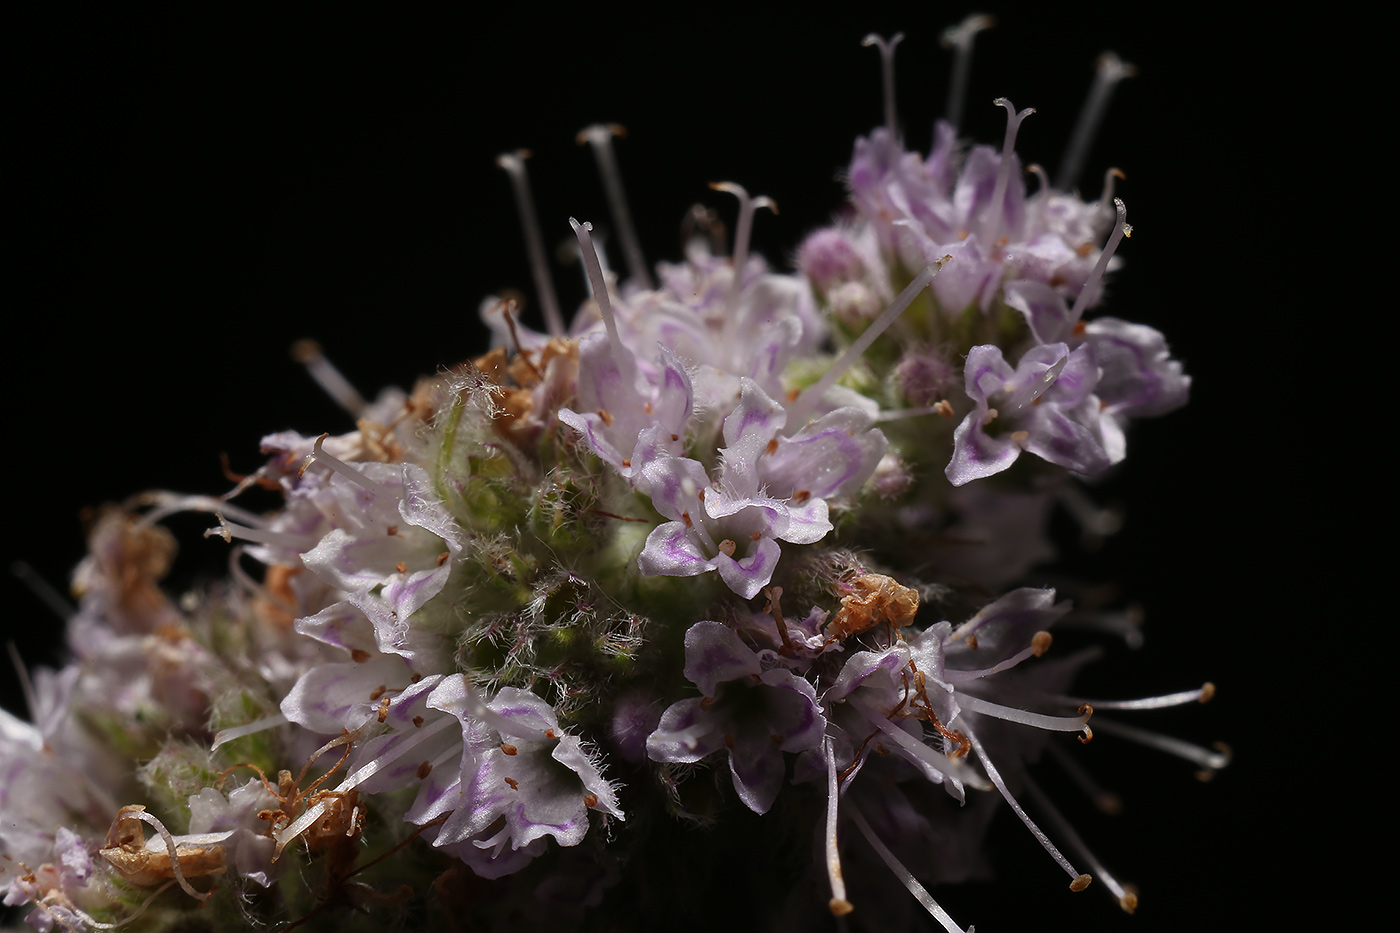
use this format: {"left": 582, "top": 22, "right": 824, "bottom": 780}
{"left": 416, "top": 760, "right": 432, "bottom": 780}
{"left": 578, "top": 124, "right": 652, "bottom": 289}
{"left": 395, "top": 562, "right": 407, "bottom": 573}
{"left": 1070, "top": 874, "right": 1093, "bottom": 893}
{"left": 350, "top": 649, "right": 370, "bottom": 663}
{"left": 1031, "top": 631, "right": 1053, "bottom": 657}
{"left": 496, "top": 150, "right": 565, "bottom": 336}
{"left": 504, "top": 777, "right": 519, "bottom": 790}
{"left": 861, "top": 32, "right": 904, "bottom": 136}
{"left": 584, "top": 793, "right": 599, "bottom": 808}
{"left": 501, "top": 743, "right": 518, "bottom": 756}
{"left": 718, "top": 539, "right": 737, "bottom": 557}
{"left": 412, "top": 716, "right": 424, "bottom": 728}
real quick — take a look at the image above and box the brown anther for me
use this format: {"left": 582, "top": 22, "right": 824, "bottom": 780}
{"left": 770, "top": 734, "right": 783, "bottom": 744}
{"left": 412, "top": 716, "right": 425, "bottom": 728}
{"left": 395, "top": 561, "right": 408, "bottom": 574}
{"left": 504, "top": 777, "right": 519, "bottom": 790}
{"left": 700, "top": 696, "right": 714, "bottom": 711}
{"left": 791, "top": 489, "right": 811, "bottom": 504}
{"left": 597, "top": 408, "right": 614, "bottom": 427}
{"left": 829, "top": 898, "right": 855, "bottom": 916}
{"left": 369, "top": 685, "right": 388, "bottom": 701}
{"left": 786, "top": 387, "right": 800, "bottom": 402}
{"left": 621, "top": 458, "right": 632, "bottom": 468}
{"left": 724, "top": 734, "right": 736, "bottom": 749}
{"left": 1077, "top": 241, "right": 1095, "bottom": 257}
{"left": 437, "top": 551, "right": 450, "bottom": 566}
{"left": 545, "top": 729, "right": 558, "bottom": 740}
{"left": 1199, "top": 682, "right": 1216, "bottom": 703}
{"left": 643, "top": 400, "right": 654, "bottom": 414}
{"left": 765, "top": 438, "right": 779, "bottom": 456}
{"left": 718, "top": 539, "right": 737, "bottom": 557}
{"left": 350, "top": 649, "right": 371, "bottom": 663}
{"left": 933, "top": 399, "right": 955, "bottom": 418}
{"left": 377, "top": 696, "right": 391, "bottom": 723}
{"left": 697, "top": 487, "right": 705, "bottom": 501}
{"left": 1069, "top": 874, "right": 1093, "bottom": 893}
{"left": 965, "top": 634, "right": 979, "bottom": 649}
{"left": 1031, "top": 631, "right": 1052, "bottom": 657}
{"left": 1120, "top": 890, "right": 1139, "bottom": 913}
{"left": 749, "top": 531, "right": 762, "bottom": 541}
{"left": 1072, "top": 319, "right": 1088, "bottom": 336}
{"left": 387, "top": 524, "right": 399, "bottom": 536}
{"left": 411, "top": 672, "right": 423, "bottom": 683}
{"left": 501, "top": 743, "right": 518, "bottom": 756}
{"left": 583, "top": 793, "right": 599, "bottom": 808}
{"left": 670, "top": 433, "right": 679, "bottom": 441}
{"left": 681, "top": 511, "right": 693, "bottom": 528}
{"left": 416, "top": 761, "right": 433, "bottom": 780}
{"left": 1078, "top": 725, "right": 1094, "bottom": 744}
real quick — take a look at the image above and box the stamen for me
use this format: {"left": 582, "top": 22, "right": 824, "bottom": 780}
{"left": 788, "top": 256, "right": 949, "bottom": 426}
{"left": 1068, "top": 198, "right": 1131, "bottom": 326}
{"left": 708, "top": 181, "right": 777, "bottom": 316}
{"left": 569, "top": 218, "right": 624, "bottom": 357}
{"left": 202, "top": 514, "right": 319, "bottom": 551}
{"left": 861, "top": 32, "right": 904, "bottom": 136}
{"left": 1022, "top": 776, "right": 1138, "bottom": 913}
{"left": 496, "top": 150, "right": 564, "bottom": 336}
{"left": 981, "top": 99, "right": 1035, "bottom": 247}
{"left": 577, "top": 124, "right": 652, "bottom": 290}
{"left": 1046, "top": 742, "right": 1123, "bottom": 815}
{"left": 849, "top": 809, "right": 973, "bottom": 933}
{"left": 822, "top": 737, "right": 853, "bottom": 916}
{"left": 1096, "top": 167, "right": 1126, "bottom": 217}
{"left": 957, "top": 693, "right": 1092, "bottom": 740}
{"left": 1066, "top": 683, "right": 1215, "bottom": 711}
{"left": 964, "top": 727, "right": 1090, "bottom": 889}
{"left": 291, "top": 340, "right": 368, "bottom": 417}
{"left": 1056, "top": 52, "right": 1138, "bottom": 192}
{"left": 871, "top": 714, "right": 988, "bottom": 794}
{"left": 939, "top": 14, "right": 996, "bottom": 134}
{"left": 1089, "top": 717, "right": 1232, "bottom": 772}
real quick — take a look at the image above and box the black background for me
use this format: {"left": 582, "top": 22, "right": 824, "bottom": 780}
{"left": 8, "top": 4, "right": 1320, "bottom": 931}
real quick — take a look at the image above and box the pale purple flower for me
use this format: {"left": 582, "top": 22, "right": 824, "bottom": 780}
{"left": 646, "top": 621, "right": 825, "bottom": 813}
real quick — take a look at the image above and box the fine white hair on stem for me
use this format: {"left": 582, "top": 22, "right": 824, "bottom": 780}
{"left": 497, "top": 151, "right": 564, "bottom": 337}
{"left": 578, "top": 124, "right": 652, "bottom": 290}
{"left": 1056, "top": 52, "right": 1137, "bottom": 192}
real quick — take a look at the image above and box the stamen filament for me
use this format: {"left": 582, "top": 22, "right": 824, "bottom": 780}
{"left": 291, "top": 340, "right": 368, "bottom": 417}
{"left": 1056, "top": 52, "right": 1138, "bottom": 192}
{"left": 849, "top": 809, "right": 974, "bottom": 933}
{"left": 497, "top": 151, "right": 565, "bottom": 336}
{"left": 1090, "top": 717, "right": 1232, "bottom": 771}
{"left": 872, "top": 713, "right": 987, "bottom": 795}
{"left": 211, "top": 712, "right": 290, "bottom": 752}
{"left": 1022, "top": 775, "right": 1138, "bottom": 913}
{"left": 578, "top": 124, "right": 652, "bottom": 290}
{"left": 789, "top": 257, "right": 947, "bottom": 426}
{"left": 861, "top": 33, "right": 904, "bottom": 136}
{"left": 203, "top": 514, "right": 319, "bottom": 550}
{"left": 981, "top": 99, "right": 1035, "bottom": 247}
{"left": 964, "top": 727, "right": 1091, "bottom": 889}
{"left": 940, "top": 14, "right": 995, "bottom": 134}
{"left": 823, "top": 736, "right": 853, "bottom": 916}
{"left": 1066, "top": 683, "right": 1215, "bottom": 711}
{"left": 957, "top": 692, "right": 1092, "bottom": 738}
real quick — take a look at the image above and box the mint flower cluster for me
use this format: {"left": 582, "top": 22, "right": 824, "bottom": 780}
{"left": 2, "top": 21, "right": 1222, "bottom": 933}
